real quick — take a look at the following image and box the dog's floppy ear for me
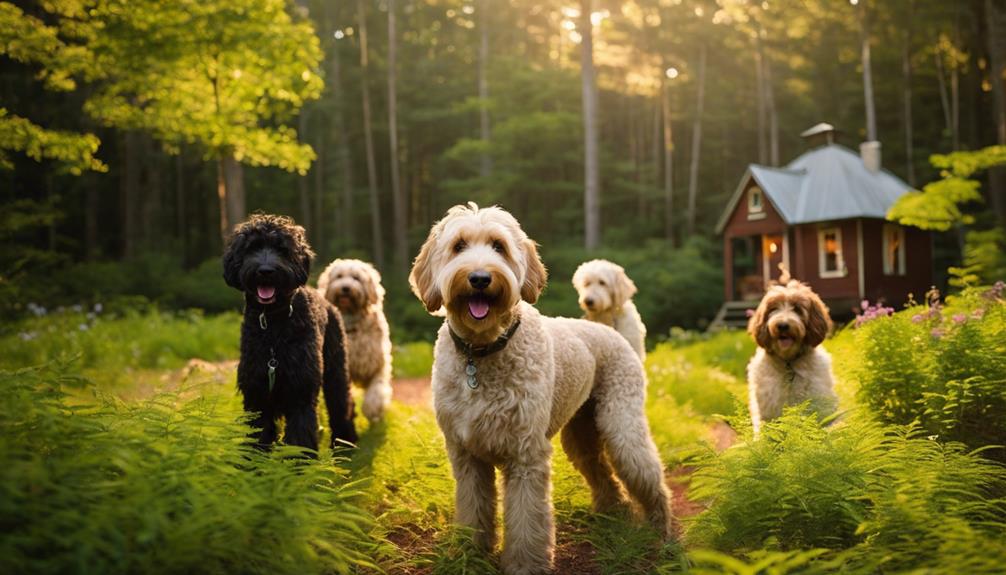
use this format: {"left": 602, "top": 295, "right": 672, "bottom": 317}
{"left": 289, "top": 223, "right": 314, "bottom": 286}
{"left": 747, "top": 299, "right": 773, "bottom": 350}
{"left": 613, "top": 265, "right": 637, "bottom": 306}
{"left": 521, "top": 238, "right": 548, "bottom": 303}
{"left": 222, "top": 232, "right": 247, "bottom": 289}
{"left": 410, "top": 227, "right": 443, "bottom": 313}
{"left": 364, "top": 262, "right": 385, "bottom": 307}
{"left": 804, "top": 289, "right": 832, "bottom": 348}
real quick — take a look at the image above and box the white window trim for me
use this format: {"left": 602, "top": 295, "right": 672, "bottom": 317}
{"left": 882, "top": 224, "right": 907, "bottom": 276}
{"left": 818, "top": 226, "right": 847, "bottom": 279}
{"left": 747, "top": 187, "right": 766, "bottom": 220}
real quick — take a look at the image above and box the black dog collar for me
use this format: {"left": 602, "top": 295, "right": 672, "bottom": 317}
{"left": 448, "top": 319, "right": 522, "bottom": 390}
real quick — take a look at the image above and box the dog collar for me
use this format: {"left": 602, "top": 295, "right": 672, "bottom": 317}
{"left": 256, "top": 303, "right": 294, "bottom": 330}
{"left": 448, "top": 319, "right": 522, "bottom": 390}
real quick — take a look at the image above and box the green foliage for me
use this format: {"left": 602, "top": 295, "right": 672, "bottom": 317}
{"left": 888, "top": 146, "right": 1006, "bottom": 231}
{"left": 0, "top": 363, "right": 378, "bottom": 575}
{"left": 0, "top": 307, "right": 239, "bottom": 379}
{"left": 687, "top": 412, "right": 1006, "bottom": 573}
{"left": 647, "top": 331, "right": 751, "bottom": 418}
{"left": 392, "top": 341, "right": 434, "bottom": 379}
{"left": 0, "top": 2, "right": 104, "bottom": 172}
{"left": 84, "top": 0, "right": 323, "bottom": 173}
{"left": 853, "top": 288, "right": 1006, "bottom": 458}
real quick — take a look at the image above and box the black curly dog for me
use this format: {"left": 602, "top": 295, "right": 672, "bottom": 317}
{"left": 223, "top": 214, "right": 358, "bottom": 451}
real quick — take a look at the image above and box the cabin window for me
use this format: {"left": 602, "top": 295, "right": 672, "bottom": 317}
{"left": 747, "top": 187, "right": 766, "bottom": 220}
{"left": 818, "top": 227, "right": 846, "bottom": 278}
{"left": 883, "top": 224, "right": 906, "bottom": 276}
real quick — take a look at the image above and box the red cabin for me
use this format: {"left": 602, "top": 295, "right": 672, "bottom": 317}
{"left": 713, "top": 125, "right": 932, "bottom": 326}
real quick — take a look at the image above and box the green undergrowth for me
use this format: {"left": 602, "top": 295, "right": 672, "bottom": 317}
{"left": 0, "top": 363, "right": 379, "bottom": 575}
{"left": 0, "top": 307, "right": 240, "bottom": 389}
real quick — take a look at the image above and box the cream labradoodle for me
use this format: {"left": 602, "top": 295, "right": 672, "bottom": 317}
{"left": 746, "top": 278, "right": 838, "bottom": 436}
{"left": 318, "top": 258, "right": 393, "bottom": 422}
{"left": 409, "top": 203, "right": 672, "bottom": 575}
{"left": 572, "top": 259, "right": 646, "bottom": 361}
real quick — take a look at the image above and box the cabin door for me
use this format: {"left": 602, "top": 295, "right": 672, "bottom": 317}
{"left": 762, "top": 234, "right": 785, "bottom": 285}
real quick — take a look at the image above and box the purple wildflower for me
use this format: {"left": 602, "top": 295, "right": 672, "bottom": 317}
{"left": 745, "top": 309, "right": 755, "bottom": 318}
{"left": 971, "top": 308, "right": 985, "bottom": 320}
{"left": 931, "top": 328, "right": 946, "bottom": 339}
{"left": 854, "top": 299, "right": 896, "bottom": 328}
{"left": 952, "top": 313, "right": 967, "bottom": 324}
{"left": 911, "top": 314, "right": 924, "bottom": 324}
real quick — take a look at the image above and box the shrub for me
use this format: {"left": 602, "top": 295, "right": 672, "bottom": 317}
{"left": 0, "top": 307, "right": 240, "bottom": 377}
{"left": 686, "top": 411, "right": 1006, "bottom": 573}
{"left": 0, "top": 364, "right": 378, "bottom": 575}
{"left": 853, "top": 286, "right": 1006, "bottom": 459}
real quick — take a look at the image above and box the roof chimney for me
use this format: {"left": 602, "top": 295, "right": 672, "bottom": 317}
{"left": 860, "top": 140, "right": 882, "bottom": 173}
{"left": 800, "top": 122, "right": 838, "bottom": 147}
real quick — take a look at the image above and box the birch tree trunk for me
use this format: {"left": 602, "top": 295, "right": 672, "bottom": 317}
{"left": 357, "top": 0, "right": 384, "bottom": 270}
{"left": 478, "top": 0, "right": 492, "bottom": 178}
{"left": 388, "top": 0, "right": 407, "bottom": 273}
{"left": 580, "top": 0, "right": 600, "bottom": 251}
{"left": 686, "top": 43, "right": 706, "bottom": 237}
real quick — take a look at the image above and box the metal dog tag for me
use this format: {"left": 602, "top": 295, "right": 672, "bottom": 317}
{"left": 268, "top": 358, "right": 278, "bottom": 391}
{"left": 465, "top": 361, "right": 478, "bottom": 389}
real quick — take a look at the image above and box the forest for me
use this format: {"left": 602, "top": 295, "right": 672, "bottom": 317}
{"left": 3, "top": 0, "right": 1005, "bottom": 336}
{"left": 4, "top": 2, "right": 1006, "bottom": 574}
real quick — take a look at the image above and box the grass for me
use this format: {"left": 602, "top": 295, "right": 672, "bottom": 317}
{"left": 4, "top": 297, "right": 1006, "bottom": 574}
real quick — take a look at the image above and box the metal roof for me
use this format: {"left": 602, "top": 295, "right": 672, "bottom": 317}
{"left": 716, "top": 144, "right": 913, "bottom": 233}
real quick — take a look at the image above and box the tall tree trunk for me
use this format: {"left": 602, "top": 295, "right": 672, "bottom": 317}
{"left": 122, "top": 130, "right": 141, "bottom": 259}
{"left": 143, "top": 140, "right": 161, "bottom": 252}
{"left": 985, "top": 0, "right": 1006, "bottom": 222}
{"left": 935, "top": 49, "right": 952, "bottom": 137}
{"left": 86, "top": 183, "right": 99, "bottom": 259}
{"left": 686, "top": 43, "right": 706, "bottom": 237}
{"left": 387, "top": 0, "right": 407, "bottom": 274}
{"left": 223, "top": 153, "right": 245, "bottom": 236}
{"left": 952, "top": 6, "right": 961, "bottom": 151}
{"left": 329, "top": 14, "right": 355, "bottom": 245}
{"left": 358, "top": 0, "right": 384, "bottom": 270}
{"left": 902, "top": 0, "right": 917, "bottom": 187}
{"left": 859, "top": 0, "right": 877, "bottom": 142}
{"left": 478, "top": 0, "right": 492, "bottom": 178}
{"left": 314, "top": 129, "right": 325, "bottom": 257}
{"left": 755, "top": 33, "right": 767, "bottom": 165}
{"left": 298, "top": 112, "right": 312, "bottom": 235}
{"left": 580, "top": 0, "right": 600, "bottom": 251}
{"left": 662, "top": 75, "right": 674, "bottom": 245}
{"left": 763, "top": 45, "right": 779, "bottom": 166}
{"left": 176, "top": 152, "right": 187, "bottom": 260}
{"left": 216, "top": 155, "right": 228, "bottom": 246}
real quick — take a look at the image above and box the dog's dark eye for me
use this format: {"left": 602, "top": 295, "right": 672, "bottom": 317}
{"left": 598, "top": 279, "right": 606, "bottom": 286}
{"left": 453, "top": 240, "right": 467, "bottom": 253}
{"left": 492, "top": 240, "right": 505, "bottom": 254}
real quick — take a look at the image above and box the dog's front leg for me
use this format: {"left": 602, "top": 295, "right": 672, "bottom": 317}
{"left": 501, "top": 449, "right": 555, "bottom": 575}
{"left": 446, "top": 443, "right": 497, "bottom": 552}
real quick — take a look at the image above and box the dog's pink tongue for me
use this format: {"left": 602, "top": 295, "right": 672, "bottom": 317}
{"left": 778, "top": 337, "right": 794, "bottom": 350}
{"left": 468, "top": 298, "right": 490, "bottom": 320}
{"left": 257, "top": 286, "right": 276, "bottom": 300}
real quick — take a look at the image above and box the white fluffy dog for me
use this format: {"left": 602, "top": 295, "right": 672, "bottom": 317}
{"left": 746, "top": 278, "right": 838, "bottom": 436}
{"left": 318, "top": 258, "right": 392, "bottom": 422}
{"left": 573, "top": 259, "right": 646, "bottom": 361}
{"left": 409, "top": 203, "right": 671, "bottom": 575}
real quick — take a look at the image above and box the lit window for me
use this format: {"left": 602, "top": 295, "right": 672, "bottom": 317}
{"left": 818, "top": 227, "right": 846, "bottom": 278}
{"left": 883, "top": 224, "right": 906, "bottom": 276}
{"left": 748, "top": 187, "right": 764, "bottom": 213}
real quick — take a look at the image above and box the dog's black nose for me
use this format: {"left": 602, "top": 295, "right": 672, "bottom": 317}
{"left": 257, "top": 267, "right": 275, "bottom": 278}
{"left": 468, "top": 271, "right": 491, "bottom": 290}
{"left": 341, "top": 286, "right": 350, "bottom": 294}
{"left": 778, "top": 322, "right": 790, "bottom": 332}
{"left": 585, "top": 297, "right": 595, "bottom": 307}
